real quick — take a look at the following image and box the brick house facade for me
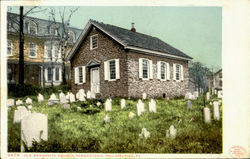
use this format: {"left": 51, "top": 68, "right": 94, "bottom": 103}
{"left": 67, "top": 20, "right": 192, "bottom": 98}
{"left": 7, "top": 12, "right": 81, "bottom": 85}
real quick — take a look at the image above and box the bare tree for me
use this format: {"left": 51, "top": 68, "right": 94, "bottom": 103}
{"left": 48, "top": 7, "right": 79, "bottom": 85}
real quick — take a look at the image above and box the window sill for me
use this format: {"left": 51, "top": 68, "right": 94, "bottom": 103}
{"left": 108, "top": 79, "right": 117, "bottom": 82}
{"left": 90, "top": 47, "right": 98, "bottom": 50}
{"left": 141, "top": 78, "right": 150, "bottom": 81}
{"left": 7, "top": 54, "right": 13, "bottom": 57}
{"left": 29, "top": 56, "right": 37, "bottom": 59}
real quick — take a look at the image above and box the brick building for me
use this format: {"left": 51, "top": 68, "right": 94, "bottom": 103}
{"left": 208, "top": 69, "right": 222, "bottom": 93}
{"left": 67, "top": 20, "right": 193, "bottom": 98}
{"left": 7, "top": 12, "right": 81, "bottom": 86}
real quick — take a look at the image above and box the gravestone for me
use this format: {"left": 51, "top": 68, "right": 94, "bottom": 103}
{"left": 90, "top": 91, "right": 96, "bottom": 99}
{"left": 129, "top": 112, "right": 136, "bottom": 119}
{"left": 184, "top": 92, "right": 191, "bottom": 100}
{"left": 21, "top": 112, "right": 48, "bottom": 152}
{"left": 194, "top": 91, "right": 199, "bottom": 98}
{"left": 102, "top": 114, "right": 110, "bottom": 123}
{"left": 142, "top": 92, "right": 147, "bottom": 100}
{"left": 69, "top": 93, "right": 76, "bottom": 103}
{"left": 166, "top": 125, "right": 177, "bottom": 139}
{"left": 120, "top": 99, "right": 126, "bottom": 110}
{"left": 139, "top": 128, "right": 150, "bottom": 139}
{"left": 204, "top": 107, "right": 211, "bottom": 123}
{"left": 13, "top": 106, "right": 31, "bottom": 123}
{"left": 96, "top": 102, "right": 101, "bottom": 107}
{"left": 37, "top": 93, "right": 44, "bottom": 102}
{"left": 149, "top": 99, "right": 156, "bottom": 113}
{"left": 25, "top": 98, "right": 32, "bottom": 104}
{"left": 206, "top": 92, "right": 210, "bottom": 101}
{"left": 78, "top": 89, "right": 86, "bottom": 101}
{"left": 218, "top": 100, "right": 222, "bottom": 105}
{"left": 213, "top": 101, "right": 220, "bottom": 120}
{"left": 48, "top": 93, "right": 59, "bottom": 105}
{"left": 59, "top": 92, "right": 68, "bottom": 104}
{"left": 86, "top": 91, "right": 91, "bottom": 99}
{"left": 218, "top": 90, "right": 223, "bottom": 98}
{"left": 16, "top": 99, "right": 23, "bottom": 106}
{"left": 105, "top": 99, "right": 112, "bottom": 112}
{"left": 27, "top": 105, "right": 33, "bottom": 110}
{"left": 77, "top": 106, "right": 82, "bottom": 111}
{"left": 215, "top": 89, "right": 217, "bottom": 95}
{"left": 136, "top": 100, "right": 145, "bottom": 116}
{"left": 66, "top": 92, "right": 70, "bottom": 100}
{"left": 166, "top": 97, "right": 170, "bottom": 101}
{"left": 63, "top": 104, "right": 70, "bottom": 109}
{"left": 76, "top": 91, "right": 79, "bottom": 100}
{"left": 7, "top": 99, "right": 15, "bottom": 107}
{"left": 187, "top": 100, "right": 192, "bottom": 109}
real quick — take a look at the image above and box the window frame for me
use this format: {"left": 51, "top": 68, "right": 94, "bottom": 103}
{"left": 159, "top": 61, "right": 167, "bottom": 81}
{"left": 68, "top": 30, "right": 75, "bottom": 43}
{"left": 47, "top": 67, "right": 53, "bottom": 82}
{"left": 7, "top": 40, "right": 13, "bottom": 56}
{"left": 55, "top": 67, "right": 60, "bottom": 81}
{"left": 104, "top": 59, "right": 120, "bottom": 81}
{"left": 108, "top": 59, "right": 116, "bottom": 81}
{"left": 90, "top": 34, "right": 98, "bottom": 50}
{"left": 29, "top": 42, "right": 37, "bottom": 58}
{"left": 28, "top": 21, "right": 37, "bottom": 35}
{"left": 140, "top": 58, "right": 150, "bottom": 80}
{"left": 175, "top": 64, "right": 181, "bottom": 81}
{"left": 50, "top": 24, "right": 58, "bottom": 36}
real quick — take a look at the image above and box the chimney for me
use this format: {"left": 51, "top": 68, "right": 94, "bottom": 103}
{"left": 131, "top": 22, "right": 136, "bottom": 32}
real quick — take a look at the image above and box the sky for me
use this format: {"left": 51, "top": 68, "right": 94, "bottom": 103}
{"left": 8, "top": 6, "right": 222, "bottom": 70}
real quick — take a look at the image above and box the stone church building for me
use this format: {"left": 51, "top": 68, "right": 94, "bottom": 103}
{"left": 66, "top": 20, "right": 192, "bottom": 98}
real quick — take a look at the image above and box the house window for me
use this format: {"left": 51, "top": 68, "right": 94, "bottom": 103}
{"left": 29, "top": 43, "right": 37, "bottom": 58}
{"left": 90, "top": 35, "right": 98, "bottom": 50}
{"left": 28, "top": 21, "right": 37, "bottom": 35}
{"left": 53, "top": 42, "right": 59, "bottom": 58}
{"left": 104, "top": 59, "right": 120, "bottom": 81}
{"left": 78, "top": 67, "right": 83, "bottom": 83}
{"left": 160, "top": 62, "right": 166, "bottom": 80}
{"left": 55, "top": 67, "right": 60, "bottom": 81}
{"left": 7, "top": 40, "right": 12, "bottom": 56}
{"left": 142, "top": 59, "right": 149, "bottom": 79}
{"left": 50, "top": 24, "right": 58, "bottom": 36}
{"left": 175, "top": 64, "right": 181, "bottom": 81}
{"left": 68, "top": 31, "right": 75, "bottom": 43}
{"left": 109, "top": 60, "right": 116, "bottom": 80}
{"left": 47, "top": 68, "right": 52, "bottom": 81}
{"left": 45, "top": 42, "right": 52, "bottom": 58}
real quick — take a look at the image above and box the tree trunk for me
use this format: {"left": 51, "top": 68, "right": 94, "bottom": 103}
{"left": 62, "top": 62, "right": 67, "bottom": 84}
{"left": 18, "top": 6, "right": 24, "bottom": 85}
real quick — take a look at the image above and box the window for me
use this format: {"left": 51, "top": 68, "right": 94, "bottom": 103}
{"left": 7, "top": 40, "right": 12, "bottom": 56}
{"left": 29, "top": 43, "right": 37, "bottom": 58}
{"left": 28, "top": 21, "right": 37, "bottom": 35}
{"left": 68, "top": 31, "right": 75, "bottom": 43}
{"left": 90, "top": 35, "right": 98, "bottom": 50}
{"left": 104, "top": 59, "right": 120, "bottom": 81}
{"left": 45, "top": 42, "right": 52, "bottom": 58}
{"left": 139, "top": 58, "right": 153, "bottom": 80}
{"left": 47, "top": 68, "right": 52, "bottom": 81}
{"left": 50, "top": 24, "right": 58, "bottom": 36}
{"left": 160, "top": 62, "right": 166, "bottom": 80}
{"left": 173, "top": 64, "right": 184, "bottom": 81}
{"left": 74, "top": 66, "right": 86, "bottom": 84}
{"left": 53, "top": 42, "right": 59, "bottom": 58}
{"left": 142, "top": 59, "right": 149, "bottom": 79}
{"left": 78, "top": 67, "right": 83, "bottom": 83}
{"left": 157, "top": 61, "right": 170, "bottom": 81}
{"left": 55, "top": 67, "right": 60, "bottom": 81}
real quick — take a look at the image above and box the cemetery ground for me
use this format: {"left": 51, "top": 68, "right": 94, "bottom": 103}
{"left": 8, "top": 90, "right": 222, "bottom": 153}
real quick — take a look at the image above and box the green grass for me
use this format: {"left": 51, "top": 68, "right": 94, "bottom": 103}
{"left": 8, "top": 96, "right": 222, "bottom": 153}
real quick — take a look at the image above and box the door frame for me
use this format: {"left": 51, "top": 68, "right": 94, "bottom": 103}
{"left": 90, "top": 67, "right": 100, "bottom": 93}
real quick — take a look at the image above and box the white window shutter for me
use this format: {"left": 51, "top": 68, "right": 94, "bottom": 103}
{"left": 59, "top": 67, "right": 62, "bottom": 81}
{"left": 157, "top": 61, "right": 161, "bottom": 80}
{"left": 149, "top": 60, "right": 153, "bottom": 79}
{"left": 44, "top": 68, "right": 48, "bottom": 81}
{"left": 74, "top": 67, "right": 78, "bottom": 84}
{"left": 53, "top": 67, "right": 56, "bottom": 81}
{"left": 82, "top": 66, "right": 86, "bottom": 83}
{"left": 173, "top": 64, "right": 176, "bottom": 81}
{"left": 115, "top": 59, "right": 120, "bottom": 79}
{"left": 104, "top": 61, "right": 109, "bottom": 80}
{"left": 167, "top": 63, "right": 170, "bottom": 80}
{"left": 181, "top": 65, "right": 184, "bottom": 81}
{"left": 139, "top": 58, "right": 142, "bottom": 79}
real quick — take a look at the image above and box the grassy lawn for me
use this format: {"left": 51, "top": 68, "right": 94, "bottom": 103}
{"left": 8, "top": 95, "right": 222, "bottom": 153}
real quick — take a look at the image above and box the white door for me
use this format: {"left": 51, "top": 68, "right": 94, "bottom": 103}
{"left": 90, "top": 68, "right": 100, "bottom": 93}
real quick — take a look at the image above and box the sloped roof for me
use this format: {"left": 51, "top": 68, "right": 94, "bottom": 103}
{"left": 67, "top": 19, "right": 192, "bottom": 61}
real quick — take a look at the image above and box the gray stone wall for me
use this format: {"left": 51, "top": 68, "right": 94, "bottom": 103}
{"left": 127, "top": 52, "right": 189, "bottom": 98}
{"left": 71, "top": 27, "right": 128, "bottom": 98}
{"left": 71, "top": 26, "right": 190, "bottom": 99}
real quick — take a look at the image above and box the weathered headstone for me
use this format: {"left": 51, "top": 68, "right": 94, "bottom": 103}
{"left": 204, "top": 107, "right": 211, "bottom": 123}
{"left": 69, "top": 93, "right": 76, "bottom": 103}
{"left": 13, "top": 106, "right": 31, "bottom": 123}
{"left": 59, "top": 92, "right": 68, "bottom": 104}
{"left": 166, "top": 125, "right": 177, "bottom": 139}
{"left": 86, "top": 91, "right": 91, "bottom": 99}
{"left": 90, "top": 91, "right": 96, "bottom": 99}
{"left": 149, "top": 99, "right": 156, "bottom": 113}
{"left": 37, "top": 93, "right": 44, "bottom": 102}
{"left": 102, "top": 114, "right": 110, "bottom": 123}
{"left": 213, "top": 101, "right": 220, "bottom": 120}
{"left": 48, "top": 93, "right": 59, "bottom": 105}
{"left": 136, "top": 99, "right": 145, "bottom": 116}
{"left": 63, "top": 104, "right": 70, "bottom": 109}
{"left": 78, "top": 89, "right": 86, "bottom": 101}
{"left": 27, "top": 105, "right": 33, "bottom": 110}
{"left": 16, "top": 99, "right": 23, "bottom": 106}
{"left": 218, "top": 90, "right": 223, "bottom": 98}
{"left": 21, "top": 112, "right": 48, "bottom": 152}
{"left": 96, "top": 102, "right": 101, "bottom": 107}
{"left": 206, "top": 92, "right": 210, "bottom": 101}
{"left": 129, "top": 112, "right": 136, "bottom": 119}
{"left": 120, "top": 99, "right": 126, "bottom": 110}
{"left": 25, "top": 98, "right": 32, "bottom": 104}
{"left": 142, "top": 92, "right": 147, "bottom": 100}
{"left": 7, "top": 99, "right": 15, "bottom": 107}
{"left": 77, "top": 106, "right": 82, "bottom": 111}
{"left": 105, "top": 98, "right": 112, "bottom": 112}
{"left": 139, "top": 128, "right": 150, "bottom": 139}
{"left": 194, "top": 91, "right": 199, "bottom": 98}
{"left": 187, "top": 100, "right": 192, "bottom": 109}
{"left": 215, "top": 89, "right": 217, "bottom": 95}
{"left": 66, "top": 92, "right": 70, "bottom": 100}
